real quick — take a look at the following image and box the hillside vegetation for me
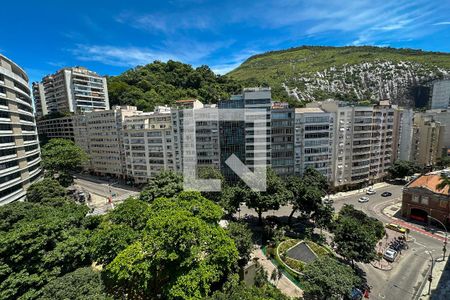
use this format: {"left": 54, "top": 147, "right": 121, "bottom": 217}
{"left": 107, "top": 60, "right": 241, "bottom": 111}
{"left": 228, "top": 46, "right": 450, "bottom": 106}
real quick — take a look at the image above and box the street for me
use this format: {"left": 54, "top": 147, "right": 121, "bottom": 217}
{"left": 238, "top": 183, "right": 446, "bottom": 300}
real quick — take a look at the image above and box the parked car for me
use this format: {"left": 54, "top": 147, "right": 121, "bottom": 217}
{"left": 366, "top": 189, "right": 376, "bottom": 195}
{"left": 383, "top": 248, "right": 398, "bottom": 262}
{"left": 385, "top": 223, "right": 408, "bottom": 234}
{"left": 358, "top": 196, "right": 369, "bottom": 203}
{"left": 381, "top": 191, "right": 392, "bottom": 197}
{"left": 323, "top": 198, "right": 334, "bottom": 205}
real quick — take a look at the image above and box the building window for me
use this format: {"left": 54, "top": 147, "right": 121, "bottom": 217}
{"left": 440, "top": 200, "right": 447, "bottom": 209}
{"left": 412, "top": 195, "right": 419, "bottom": 203}
{"left": 421, "top": 196, "right": 429, "bottom": 205}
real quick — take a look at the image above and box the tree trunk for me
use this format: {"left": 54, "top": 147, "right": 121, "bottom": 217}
{"left": 288, "top": 207, "right": 297, "bottom": 225}
{"left": 258, "top": 209, "right": 263, "bottom": 225}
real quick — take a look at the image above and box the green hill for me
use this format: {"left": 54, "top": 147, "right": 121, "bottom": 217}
{"left": 107, "top": 60, "right": 242, "bottom": 111}
{"left": 228, "top": 46, "right": 450, "bottom": 106}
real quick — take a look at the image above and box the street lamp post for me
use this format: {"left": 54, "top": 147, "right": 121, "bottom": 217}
{"left": 426, "top": 250, "right": 434, "bottom": 295}
{"left": 427, "top": 215, "right": 448, "bottom": 261}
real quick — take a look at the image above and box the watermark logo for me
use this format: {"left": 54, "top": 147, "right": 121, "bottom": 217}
{"left": 182, "top": 108, "right": 267, "bottom": 192}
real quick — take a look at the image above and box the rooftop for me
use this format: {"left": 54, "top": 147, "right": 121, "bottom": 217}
{"left": 295, "top": 107, "right": 325, "bottom": 113}
{"left": 407, "top": 171, "right": 449, "bottom": 195}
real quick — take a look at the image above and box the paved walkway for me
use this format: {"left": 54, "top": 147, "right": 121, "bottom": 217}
{"left": 328, "top": 182, "right": 390, "bottom": 200}
{"left": 252, "top": 248, "right": 303, "bottom": 298}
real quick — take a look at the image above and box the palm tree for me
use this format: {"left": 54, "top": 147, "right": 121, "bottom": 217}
{"left": 436, "top": 175, "right": 450, "bottom": 192}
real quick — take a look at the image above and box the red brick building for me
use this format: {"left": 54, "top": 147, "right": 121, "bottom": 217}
{"left": 401, "top": 171, "right": 450, "bottom": 226}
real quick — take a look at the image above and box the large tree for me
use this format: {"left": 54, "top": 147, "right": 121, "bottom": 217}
{"left": 227, "top": 222, "right": 253, "bottom": 267}
{"left": 388, "top": 160, "right": 421, "bottom": 179}
{"left": 243, "top": 168, "right": 292, "bottom": 224}
{"left": 303, "top": 256, "right": 361, "bottom": 300}
{"left": 26, "top": 178, "right": 67, "bottom": 203}
{"left": 333, "top": 205, "right": 384, "bottom": 265}
{"left": 103, "top": 192, "right": 238, "bottom": 299}
{"left": 286, "top": 175, "right": 324, "bottom": 224}
{"left": 0, "top": 201, "right": 90, "bottom": 299}
{"left": 41, "top": 138, "right": 88, "bottom": 172}
{"left": 39, "top": 267, "right": 111, "bottom": 300}
{"left": 139, "top": 170, "right": 183, "bottom": 203}
{"left": 107, "top": 197, "right": 152, "bottom": 231}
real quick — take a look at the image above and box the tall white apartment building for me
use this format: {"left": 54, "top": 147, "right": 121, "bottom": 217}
{"left": 310, "top": 100, "right": 397, "bottom": 188}
{"left": 294, "top": 107, "right": 334, "bottom": 180}
{"left": 0, "top": 54, "right": 42, "bottom": 205}
{"left": 73, "top": 106, "right": 139, "bottom": 177}
{"left": 172, "top": 99, "right": 221, "bottom": 173}
{"left": 430, "top": 79, "right": 450, "bottom": 110}
{"left": 123, "top": 106, "right": 177, "bottom": 184}
{"left": 396, "top": 108, "right": 414, "bottom": 161}
{"left": 33, "top": 67, "right": 109, "bottom": 118}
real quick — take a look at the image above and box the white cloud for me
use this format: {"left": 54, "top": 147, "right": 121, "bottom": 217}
{"left": 433, "top": 21, "right": 450, "bottom": 25}
{"left": 70, "top": 45, "right": 176, "bottom": 67}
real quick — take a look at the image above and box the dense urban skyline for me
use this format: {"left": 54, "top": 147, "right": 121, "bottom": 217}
{"left": 1, "top": 0, "right": 450, "bottom": 84}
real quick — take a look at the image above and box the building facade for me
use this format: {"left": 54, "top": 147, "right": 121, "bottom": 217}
{"left": 271, "top": 103, "right": 294, "bottom": 177}
{"left": 430, "top": 79, "right": 450, "bottom": 110}
{"left": 123, "top": 106, "right": 177, "bottom": 183}
{"left": 309, "top": 100, "right": 397, "bottom": 188}
{"left": 73, "top": 106, "right": 139, "bottom": 177}
{"left": 294, "top": 107, "right": 334, "bottom": 180}
{"left": 33, "top": 67, "right": 109, "bottom": 118}
{"left": 0, "top": 54, "right": 42, "bottom": 205}
{"left": 37, "top": 116, "right": 75, "bottom": 141}
{"left": 401, "top": 170, "right": 450, "bottom": 225}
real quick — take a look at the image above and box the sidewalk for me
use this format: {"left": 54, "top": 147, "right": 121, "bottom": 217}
{"left": 252, "top": 248, "right": 303, "bottom": 298}
{"left": 419, "top": 257, "right": 450, "bottom": 300}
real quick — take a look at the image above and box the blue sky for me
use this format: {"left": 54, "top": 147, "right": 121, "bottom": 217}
{"left": 1, "top": 0, "right": 450, "bottom": 83}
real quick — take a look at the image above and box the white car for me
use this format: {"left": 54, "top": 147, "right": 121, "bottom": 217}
{"left": 358, "top": 196, "right": 369, "bottom": 203}
{"left": 366, "top": 189, "right": 376, "bottom": 195}
{"left": 383, "top": 248, "right": 398, "bottom": 262}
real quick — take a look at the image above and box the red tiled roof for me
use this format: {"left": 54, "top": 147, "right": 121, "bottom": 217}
{"left": 407, "top": 174, "right": 449, "bottom": 195}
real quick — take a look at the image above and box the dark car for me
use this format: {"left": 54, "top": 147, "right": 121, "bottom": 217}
{"left": 381, "top": 192, "right": 392, "bottom": 197}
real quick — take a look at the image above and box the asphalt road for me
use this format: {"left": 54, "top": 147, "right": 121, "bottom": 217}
{"left": 238, "top": 183, "right": 445, "bottom": 300}
{"left": 74, "top": 175, "right": 139, "bottom": 201}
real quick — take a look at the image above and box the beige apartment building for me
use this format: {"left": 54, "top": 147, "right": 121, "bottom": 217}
{"left": 37, "top": 116, "right": 75, "bottom": 141}
{"left": 33, "top": 67, "right": 109, "bottom": 118}
{"left": 308, "top": 100, "right": 398, "bottom": 189}
{"left": 123, "top": 106, "right": 177, "bottom": 183}
{"left": 0, "top": 54, "right": 42, "bottom": 205}
{"left": 73, "top": 106, "right": 139, "bottom": 178}
{"left": 411, "top": 110, "right": 450, "bottom": 167}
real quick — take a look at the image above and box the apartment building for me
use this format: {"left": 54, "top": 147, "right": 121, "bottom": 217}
{"left": 395, "top": 108, "right": 414, "bottom": 161}
{"left": 294, "top": 107, "right": 334, "bottom": 181}
{"left": 309, "top": 100, "right": 397, "bottom": 189}
{"left": 402, "top": 170, "right": 450, "bottom": 225}
{"left": 271, "top": 102, "right": 294, "bottom": 177}
{"left": 0, "top": 54, "right": 42, "bottom": 205}
{"left": 430, "top": 79, "right": 450, "bottom": 110}
{"left": 123, "top": 106, "right": 176, "bottom": 183}
{"left": 37, "top": 116, "right": 75, "bottom": 141}
{"left": 73, "top": 106, "right": 139, "bottom": 177}
{"left": 33, "top": 67, "right": 109, "bottom": 118}
{"left": 218, "top": 87, "right": 271, "bottom": 180}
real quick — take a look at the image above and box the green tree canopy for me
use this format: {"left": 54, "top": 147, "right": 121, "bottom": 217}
{"left": 26, "top": 178, "right": 66, "bottom": 203}
{"left": 41, "top": 138, "right": 88, "bottom": 172}
{"left": 243, "top": 168, "right": 292, "bottom": 224}
{"left": 139, "top": 170, "right": 183, "bottom": 203}
{"left": 0, "top": 201, "right": 90, "bottom": 299}
{"left": 303, "top": 256, "right": 361, "bottom": 300}
{"left": 286, "top": 175, "right": 325, "bottom": 224}
{"left": 108, "top": 197, "right": 152, "bottom": 231}
{"left": 333, "top": 205, "right": 385, "bottom": 265}
{"left": 107, "top": 60, "right": 242, "bottom": 111}
{"left": 227, "top": 222, "right": 253, "bottom": 267}
{"left": 39, "top": 267, "right": 111, "bottom": 300}
{"left": 103, "top": 195, "right": 238, "bottom": 299}
{"left": 388, "top": 160, "right": 421, "bottom": 179}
